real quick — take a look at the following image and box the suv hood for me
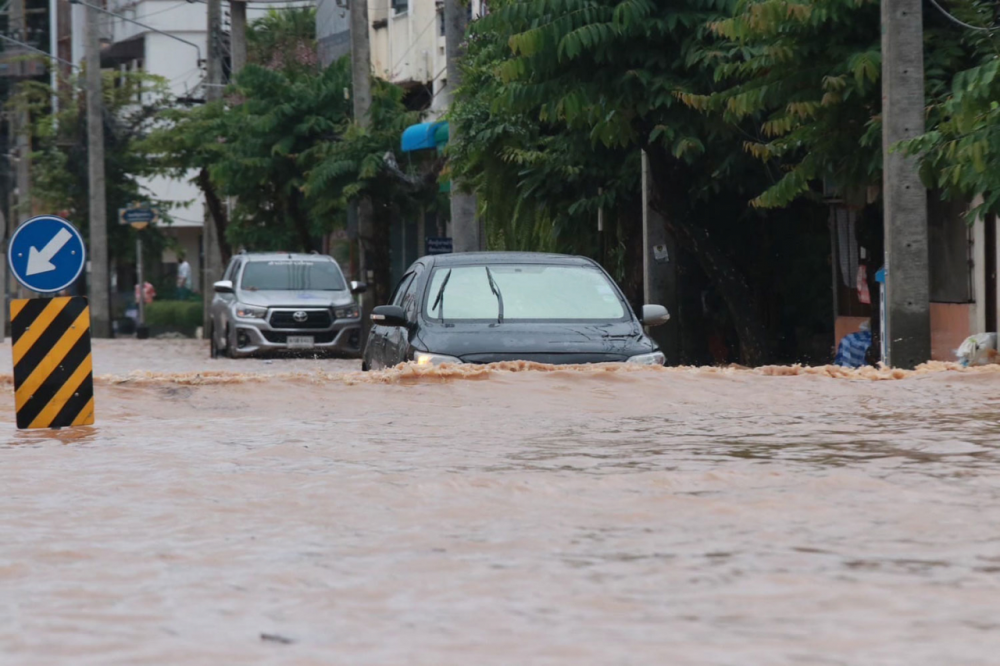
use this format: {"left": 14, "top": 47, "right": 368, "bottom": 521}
{"left": 415, "top": 320, "right": 654, "bottom": 363}
{"left": 235, "top": 289, "right": 353, "bottom": 308}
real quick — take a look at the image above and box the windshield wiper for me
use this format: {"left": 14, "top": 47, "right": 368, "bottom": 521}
{"left": 431, "top": 269, "right": 452, "bottom": 320}
{"left": 484, "top": 266, "right": 504, "bottom": 324}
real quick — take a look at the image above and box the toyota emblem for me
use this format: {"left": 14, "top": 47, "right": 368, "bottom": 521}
{"left": 292, "top": 311, "right": 308, "bottom": 323}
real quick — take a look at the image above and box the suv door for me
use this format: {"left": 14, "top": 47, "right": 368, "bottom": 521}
{"left": 213, "top": 258, "right": 241, "bottom": 345}
{"left": 366, "top": 271, "right": 415, "bottom": 369}
{"left": 385, "top": 265, "right": 424, "bottom": 365}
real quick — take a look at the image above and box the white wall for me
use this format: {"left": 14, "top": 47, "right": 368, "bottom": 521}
{"left": 365, "top": 0, "right": 484, "bottom": 117}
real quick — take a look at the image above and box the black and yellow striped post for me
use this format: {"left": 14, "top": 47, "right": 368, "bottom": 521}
{"left": 11, "top": 297, "right": 95, "bottom": 429}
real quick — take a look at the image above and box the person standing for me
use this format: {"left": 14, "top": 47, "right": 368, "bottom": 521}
{"left": 177, "top": 250, "right": 192, "bottom": 300}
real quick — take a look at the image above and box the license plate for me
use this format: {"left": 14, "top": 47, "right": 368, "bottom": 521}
{"left": 286, "top": 335, "right": 314, "bottom": 349}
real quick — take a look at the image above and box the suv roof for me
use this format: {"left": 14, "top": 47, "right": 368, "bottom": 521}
{"left": 238, "top": 252, "right": 335, "bottom": 262}
{"left": 425, "top": 252, "right": 595, "bottom": 268}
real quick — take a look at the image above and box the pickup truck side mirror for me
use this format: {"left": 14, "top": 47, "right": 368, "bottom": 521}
{"left": 213, "top": 280, "right": 234, "bottom": 294}
{"left": 641, "top": 304, "right": 670, "bottom": 327}
{"left": 350, "top": 280, "right": 368, "bottom": 295}
{"left": 371, "top": 304, "right": 408, "bottom": 327}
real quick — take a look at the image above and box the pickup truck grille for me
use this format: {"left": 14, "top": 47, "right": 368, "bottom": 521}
{"left": 261, "top": 331, "right": 337, "bottom": 344}
{"left": 268, "top": 309, "right": 333, "bottom": 329}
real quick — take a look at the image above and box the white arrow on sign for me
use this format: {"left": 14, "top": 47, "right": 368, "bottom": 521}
{"left": 26, "top": 228, "right": 73, "bottom": 276}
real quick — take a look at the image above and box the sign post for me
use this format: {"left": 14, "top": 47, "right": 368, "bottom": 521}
{"left": 119, "top": 203, "right": 160, "bottom": 340}
{"left": 7, "top": 215, "right": 94, "bottom": 429}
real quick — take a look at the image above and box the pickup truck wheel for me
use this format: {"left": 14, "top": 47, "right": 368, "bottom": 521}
{"left": 209, "top": 323, "right": 220, "bottom": 359}
{"left": 225, "top": 325, "right": 237, "bottom": 359}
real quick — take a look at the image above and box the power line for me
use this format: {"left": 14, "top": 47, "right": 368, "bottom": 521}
{"left": 134, "top": 2, "right": 191, "bottom": 21}
{"left": 927, "top": 0, "right": 998, "bottom": 32}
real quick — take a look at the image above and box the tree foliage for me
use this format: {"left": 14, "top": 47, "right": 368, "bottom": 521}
{"left": 247, "top": 6, "right": 320, "bottom": 75}
{"left": 900, "top": 1, "right": 1000, "bottom": 220}
{"left": 690, "top": 0, "right": 983, "bottom": 208}
{"left": 16, "top": 69, "right": 174, "bottom": 263}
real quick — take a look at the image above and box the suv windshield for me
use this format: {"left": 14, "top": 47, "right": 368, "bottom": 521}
{"left": 241, "top": 260, "right": 346, "bottom": 291}
{"left": 424, "top": 264, "right": 626, "bottom": 320}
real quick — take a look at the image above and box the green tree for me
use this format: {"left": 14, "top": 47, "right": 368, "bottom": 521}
{"left": 900, "top": 2, "right": 1000, "bottom": 220}
{"left": 303, "top": 75, "right": 440, "bottom": 304}
{"left": 15, "top": 68, "right": 174, "bottom": 267}
{"left": 689, "top": 0, "right": 979, "bottom": 210}
{"left": 247, "top": 6, "right": 319, "bottom": 75}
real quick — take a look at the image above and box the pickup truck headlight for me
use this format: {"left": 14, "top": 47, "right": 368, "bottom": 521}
{"left": 626, "top": 351, "right": 666, "bottom": 366}
{"left": 335, "top": 304, "right": 360, "bottom": 319}
{"left": 235, "top": 304, "right": 267, "bottom": 319}
{"left": 414, "top": 351, "right": 462, "bottom": 366}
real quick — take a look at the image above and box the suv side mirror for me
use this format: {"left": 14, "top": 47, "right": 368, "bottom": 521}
{"left": 214, "top": 280, "right": 234, "bottom": 294}
{"left": 641, "top": 304, "right": 670, "bottom": 327}
{"left": 350, "top": 280, "right": 368, "bottom": 295}
{"left": 371, "top": 305, "right": 408, "bottom": 327}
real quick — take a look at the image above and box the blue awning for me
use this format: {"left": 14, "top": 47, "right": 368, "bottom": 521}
{"left": 401, "top": 121, "right": 449, "bottom": 152}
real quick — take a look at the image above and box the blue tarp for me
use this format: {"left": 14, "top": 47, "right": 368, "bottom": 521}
{"left": 401, "top": 121, "right": 448, "bottom": 152}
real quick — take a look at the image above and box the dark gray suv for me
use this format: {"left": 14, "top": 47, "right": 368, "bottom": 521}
{"left": 209, "top": 252, "right": 366, "bottom": 358}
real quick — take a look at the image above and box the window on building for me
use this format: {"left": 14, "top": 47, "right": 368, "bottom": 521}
{"left": 392, "top": 0, "right": 408, "bottom": 14}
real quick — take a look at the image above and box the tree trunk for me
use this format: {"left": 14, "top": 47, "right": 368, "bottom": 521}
{"left": 645, "top": 149, "right": 771, "bottom": 365}
{"left": 618, "top": 200, "right": 644, "bottom": 309}
{"left": 367, "top": 202, "right": 393, "bottom": 305}
{"left": 197, "top": 167, "right": 232, "bottom": 264}
{"left": 287, "top": 189, "right": 315, "bottom": 253}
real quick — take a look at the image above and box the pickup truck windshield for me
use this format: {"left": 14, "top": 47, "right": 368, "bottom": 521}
{"left": 241, "top": 260, "right": 346, "bottom": 291}
{"left": 424, "top": 264, "right": 626, "bottom": 320}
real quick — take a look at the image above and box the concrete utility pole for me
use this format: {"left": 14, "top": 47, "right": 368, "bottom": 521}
{"left": 11, "top": 0, "right": 30, "bottom": 225}
{"left": 350, "top": 0, "right": 374, "bottom": 328}
{"left": 641, "top": 152, "right": 679, "bottom": 364}
{"left": 85, "top": 0, "right": 111, "bottom": 337}
{"left": 203, "top": 0, "right": 225, "bottom": 335}
{"left": 881, "top": 0, "right": 931, "bottom": 368}
{"left": 0, "top": 207, "right": 6, "bottom": 338}
{"left": 10, "top": 0, "right": 30, "bottom": 303}
{"left": 230, "top": 0, "right": 247, "bottom": 76}
{"left": 444, "top": 0, "right": 480, "bottom": 252}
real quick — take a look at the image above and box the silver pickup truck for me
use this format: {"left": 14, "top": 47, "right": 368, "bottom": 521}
{"left": 208, "top": 252, "right": 366, "bottom": 358}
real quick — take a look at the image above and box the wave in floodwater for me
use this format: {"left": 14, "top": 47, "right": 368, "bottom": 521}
{"left": 0, "top": 358, "right": 981, "bottom": 387}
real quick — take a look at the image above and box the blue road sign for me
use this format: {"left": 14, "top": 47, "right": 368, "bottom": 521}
{"left": 425, "top": 237, "right": 453, "bottom": 255}
{"left": 7, "top": 215, "right": 87, "bottom": 294}
{"left": 119, "top": 204, "right": 160, "bottom": 227}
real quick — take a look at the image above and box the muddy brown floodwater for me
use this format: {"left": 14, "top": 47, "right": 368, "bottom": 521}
{"left": 3, "top": 340, "right": 1000, "bottom": 665}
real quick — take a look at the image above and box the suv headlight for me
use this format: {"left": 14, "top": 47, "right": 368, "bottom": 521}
{"left": 335, "top": 304, "right": 360, "bottom": 319}
{"left": 626, "top": 351, "right": 666, "bottom": 366}
{"left": 235, "top": 304, "right": 267, "bottom": 319}
{"left": 414, "top": 351, "right": 462, "bottom": 366}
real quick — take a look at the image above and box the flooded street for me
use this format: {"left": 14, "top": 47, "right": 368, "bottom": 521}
{"left": 3, "top": 340, "right": 1000, "bottom": 664}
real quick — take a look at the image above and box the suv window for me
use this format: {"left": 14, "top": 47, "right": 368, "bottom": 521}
{"left": 241, "top": 259, "right": 346, "bottom": 291}
{"left": 223, "top": 258, "right": 241, "bottom": 281}
{"left": 400, "top": 266, "right": 424, "bottom": 320}
{"left": 390, "top": 273, "right": 415, "bottom": 306}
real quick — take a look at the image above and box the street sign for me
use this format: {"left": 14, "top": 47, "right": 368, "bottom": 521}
{"left": 118, "top": 203, "right": 160, "bottom": 229}
{"left": 10, "top": 296, "right": 95, "bottom": 429}
{"left": 425, "top": 237, "right": 453, "bottom": 255}
{"left": 7, "top": 215, "right": 87, "bottom": 294}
